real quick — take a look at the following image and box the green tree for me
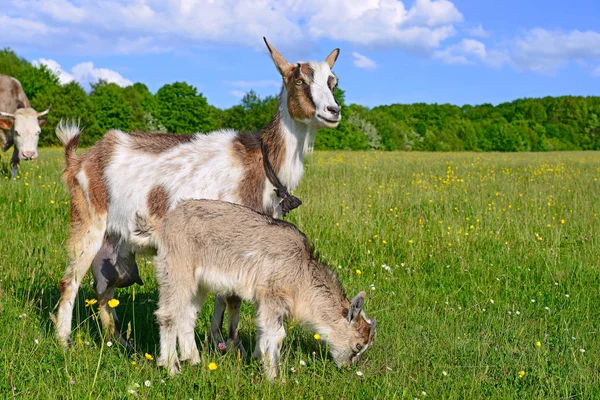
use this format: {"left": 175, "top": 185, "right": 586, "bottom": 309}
{"left": 31, "top": 81, "right": 97, "bottom": 146}
{"left": 90, "top": 80, "right": 133, "bottom": 135}
{"left": 154, "top": 82, "right": 216, "bottom": 134}
{"left": 0, "top": 48, "right": 29, "bottom": 79}
{"left": 18, "top": 64, "right": 61, "bottom": 101}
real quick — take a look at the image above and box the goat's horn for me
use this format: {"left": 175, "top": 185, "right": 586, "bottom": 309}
{"left": 0, "top": 111, "right": 15, "bottom": 118}
{"left": 37, "top": 104, "right": 52, "bottom": 117}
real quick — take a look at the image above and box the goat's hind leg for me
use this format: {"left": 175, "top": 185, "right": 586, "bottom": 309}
{"left": 225, "top": 295, "right": 247, "bottom": 357}
{"left": 55, "top": 213, "right": 107, "bottom": 347}
{"left": 209, "top": 294, "right": 227, "bottom": 347}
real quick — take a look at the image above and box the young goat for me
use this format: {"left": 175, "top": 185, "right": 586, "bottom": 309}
{"left": 131, "top": 199, "right": 376, "bottom": 380}
{"left": 54, "top": 38, "right": 342, "bottom": 351}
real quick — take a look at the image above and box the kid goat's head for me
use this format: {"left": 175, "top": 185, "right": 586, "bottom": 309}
{"left": 264, "top": 37, "right": 341, "bottom": 128}
{"left": 330, "top": 291, "right": 377, "bottom": 367}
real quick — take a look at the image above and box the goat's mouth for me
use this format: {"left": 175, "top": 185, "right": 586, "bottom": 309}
{"left": 317, "top": 114, "right": 341, "bottom": 127}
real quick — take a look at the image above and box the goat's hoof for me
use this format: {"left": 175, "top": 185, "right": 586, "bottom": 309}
{"left": 226, "top": 339, "right": 247, "bottom": 358}
{"left": 55, "top": 333, "right": 72, "bottom": 349}
{"left": 167, "top": 360, "right": 181, "bottom": 376}
{"left": 180, "top": 350, "right": 200, "bottom": 365}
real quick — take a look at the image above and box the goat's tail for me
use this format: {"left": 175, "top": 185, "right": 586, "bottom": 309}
{"left": 129, "top": 212, "right": 161, "bottom": 248}
{"left": 55, "top": 119, "right": 81, "bottom": 167}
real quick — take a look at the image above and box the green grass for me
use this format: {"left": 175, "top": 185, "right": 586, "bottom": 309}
{"left": 1, "top": 148, "right": 600, "bottom": 399}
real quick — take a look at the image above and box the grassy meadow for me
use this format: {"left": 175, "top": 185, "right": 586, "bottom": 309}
{"left": 1, "top": 148, "right": 600, "bottom": 399}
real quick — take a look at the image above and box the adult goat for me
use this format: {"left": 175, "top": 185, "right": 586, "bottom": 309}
{"left": 54, "top": 38, "right": 342, "bottom": 351}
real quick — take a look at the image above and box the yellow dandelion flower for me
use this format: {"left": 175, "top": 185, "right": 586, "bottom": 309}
{"left": 518, "top": 370, "right": 525, "bottom": 378}
{"left": 314, "top": 333, "right": 321, "bottom": 340}
{"left": 108, "top": 299, "right": 120, "bottom": 308}
{"left": 355, "top": 269, "right": 362, "bottom": 275}
{"left": 50, "top": 200, "right": 55, "bottom": 204}
{"left": 145, "top": 353, "right": 154, "bottom": 361}
{"left": 85, "top": 299, "right": 97, "bottom": 307}
{"left": 561, "top": 219, "right": 565, "bottom": 224}
{"left": 208, "top": 362, "right": 218, "bottom": 371}
{"left": 408, "top": 239, "right": 414, "bottom": 244}
{"left": 131, "top": 361, "right": 137, "bottom": 365}
{"left": 535, "top": 341, "right": 541, "bottom": 347}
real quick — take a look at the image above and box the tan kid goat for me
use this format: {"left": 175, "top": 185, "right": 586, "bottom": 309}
{"left": 54, "top": 37, "right": 342, "bottom": 352}
{"left": 131, "top": 199, "right": 376, "bottom": 380}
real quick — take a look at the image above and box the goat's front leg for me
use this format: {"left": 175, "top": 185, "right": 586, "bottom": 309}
{"left": 255, "top": 308, "right": 286, "bottom": 381}
{"left": 177, "top": 289, "right": 206, "bottom": 365}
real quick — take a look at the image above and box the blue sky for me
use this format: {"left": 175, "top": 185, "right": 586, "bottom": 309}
{"left": 2, "top": 0, "right": 600, "bottom": 109}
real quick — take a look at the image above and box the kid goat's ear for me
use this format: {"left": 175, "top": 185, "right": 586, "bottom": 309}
{"left": 348, "top": 291, "right": 366, "bottom": 322}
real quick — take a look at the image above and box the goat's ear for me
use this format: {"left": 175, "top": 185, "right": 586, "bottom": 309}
{"left": 324, "top": 48, "right": 340, "bottom": 69}
{"left": 0, "top": 118, "right": 13, "bottom": 130}
{"left": 38, "top": 119, "right": 48, "bottom": 128}
{"left": 264, "top": 37, "right": 292, "bottom": 78}
{"left": 348, "top": 291, "right": 366, "bottom": 322}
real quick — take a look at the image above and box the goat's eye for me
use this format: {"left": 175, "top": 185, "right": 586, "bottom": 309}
{"left": 356, "top": 344, "right": 363, "bottom": 351}
{"left": 295, "top": 79, "right": 303, "bottom": 86}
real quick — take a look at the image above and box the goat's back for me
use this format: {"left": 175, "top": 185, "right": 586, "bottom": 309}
{"left": 156, "top": 199, "right": 313, "bottom": 297}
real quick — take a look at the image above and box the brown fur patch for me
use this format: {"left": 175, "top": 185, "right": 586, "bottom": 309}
{"left": 59, "top": 278, "right": 70, "bottom": 295}
{"left": 80, "top": 131, "right": 118, "bottom": 214}
{"left": 355, "top": 314, "right": 372, "bottom": 340}
{"left": 147, "top": 185, "right": 171, "bottom": 219}
{"left": 231, "top": 112, "right": 288, "bottom": 214}
{"left": 261, "top": 111, "right": 286, "bottom": 174}
{"left": 129, "top": 131, "right": 194, "bottom": 154}
{"left": 285, "top": 64, "right": 316, "bottom": 121}
{"left": 231, "top": 133, "right": 265, "bottom": 212}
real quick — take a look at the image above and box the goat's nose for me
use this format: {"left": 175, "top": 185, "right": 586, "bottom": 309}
{"left": 326, "top": 105, "right": 340, "bottom": 117}
{"left": 22, "top": 151, "right": 36, "bottom": 160}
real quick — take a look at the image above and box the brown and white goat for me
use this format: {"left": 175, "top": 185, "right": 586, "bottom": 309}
{"left": 131, "top": 199, "right": 376, "bottom": 380}
{"left": 54, "top": 38, "right": 342, "bottom": 350}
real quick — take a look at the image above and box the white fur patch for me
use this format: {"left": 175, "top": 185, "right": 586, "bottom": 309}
{"left": 105, "top": 130, "right": 243, "bottom": 240}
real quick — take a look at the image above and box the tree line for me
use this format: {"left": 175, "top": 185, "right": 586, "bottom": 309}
{"left": 2, "top": 48, "right": 599, "bottom": 151}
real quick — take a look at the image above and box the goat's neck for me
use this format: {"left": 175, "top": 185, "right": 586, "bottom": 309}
{"left": 261, "top": 91, "right": 316, "bottom": 190}
{"left": 296, "top": 265, "right": 350, "bottom": 339}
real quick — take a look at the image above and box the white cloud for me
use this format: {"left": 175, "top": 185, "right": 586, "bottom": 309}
{"left": 32, "top": 58, "right": 74, "bottom": 84}
{"left": 511, "top": 28, "right": 600, "bottom": 74}
{"left": 434, "top": 39, "right": 486, "bottom": 64}
{"left": 71, "top": 62, "right": 133, "bottom": 87}
{"left": 224, "top": 80, "right": 281, "bottom": 88}
{"left": 230, "top": 90, "right": 247, "bottom": 99}
{"left": 32, "top": 59, "right": 132, "bottom": 88}
{"left": 434, "top": 39, "right": 510, "bottom": 67}
{"left": 307, "top": 0, "right": 462, "bottom": 52}
{"left": 465, "top": 24, "right": 490, "bottom": 38}
{"left": 352, "top": 52, "right": 377, "bottom": 70}
{"left": 4, "top": 0, "right": 464, "bottom": 56}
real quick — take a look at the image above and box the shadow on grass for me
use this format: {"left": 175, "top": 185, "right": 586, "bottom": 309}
{"left": 10, "top": 275, "right": 331, "bottom": 369}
